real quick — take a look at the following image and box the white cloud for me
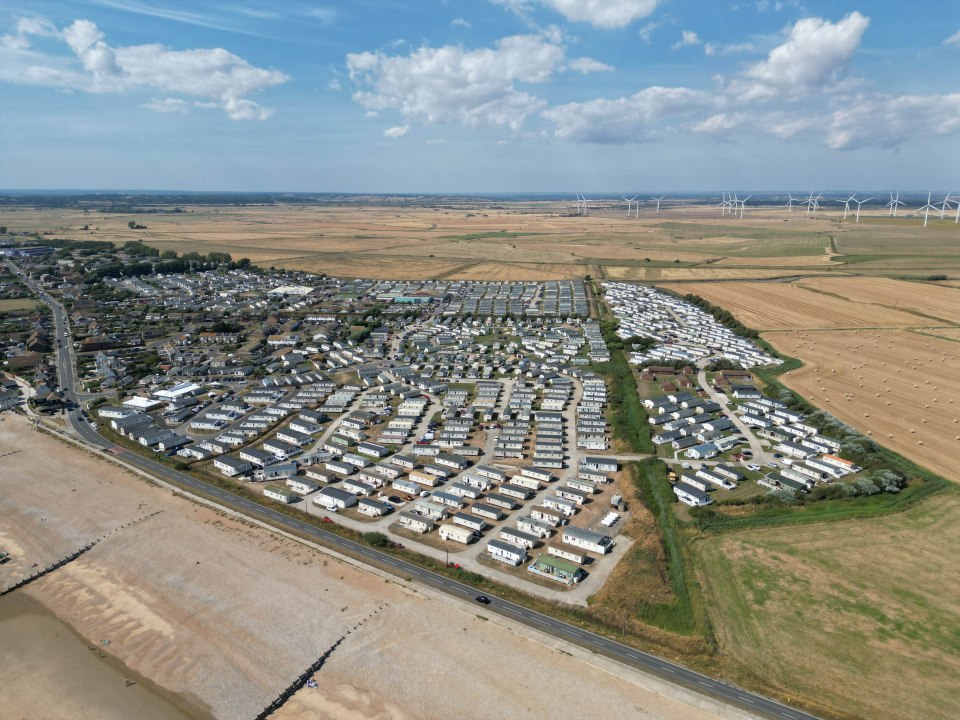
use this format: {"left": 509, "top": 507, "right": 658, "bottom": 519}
{"left": 704, "top": 41, "right": 755, "bottom": 57}
{"left": 824, "top": 93, "right": 960, "bottom": 149}
{"left": 568, "top": 57, "right": 614, "bottom": 73}
{"left": 328, "top": 78, "right": 341, "bottom": 90}
{"left": 0, "top": 16, "right": 288, "bottom": 119}
{"left": 492, "top": 0, "right": 659, "bottom": 30}
{"left": 142, "top": 97, "right": 189, "bottom": 113}
{"left": 544, "top": 85, "right": 713, "bottom": 142}
{"left": 451, "top": 18, "right": 472, "bottom": 29}
{"left": 944, "top": 29, "right": 960, "bottom": 46}
{"left": 384, "top": 125, "right": 409, "bottom": 137}
{"left": 637, "top": 21, "right": 659, "bottom": 43}
{"left": 736, "top": 11, "right": 869, "bottom": 100}
{"left": 672, "top": 30, "right": 700, "bottom": 50}
{"left": 346, "top": 34, "right": 567, "bottom": 130}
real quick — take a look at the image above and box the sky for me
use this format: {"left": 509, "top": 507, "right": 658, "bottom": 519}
{"left": 1, "top": 0, "right": 959, "bottom": 192}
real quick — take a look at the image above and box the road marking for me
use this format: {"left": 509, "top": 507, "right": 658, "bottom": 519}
{"left": 698, "top": 681, "right": 713, "bottom": 688}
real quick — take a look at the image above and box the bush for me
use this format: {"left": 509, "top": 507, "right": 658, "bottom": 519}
{"left": 363, "top": 531, "right": 394, "bottom": 548}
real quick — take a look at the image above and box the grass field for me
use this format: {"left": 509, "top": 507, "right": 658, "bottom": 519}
{"left": 7, "top": 201, "right": 958, "bottom": 281}
{"left": 696, "top": 492, "right": 960, "bottom": 720}
{"left": 0, "top": 298, "right": 38, "bottom": 312}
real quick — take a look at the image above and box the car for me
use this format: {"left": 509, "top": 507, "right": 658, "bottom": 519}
{"left": 767, "top": 461, "right": 779, "bottom": 468}
{"left": 741, "top": 450, "right": 753, "bottom": 457}
{"left": 475, "top": 595, "right": 491, "bottom": 605}
{"left": 387, "top": 495, "right": 402, "bottom": 504}
{"left": 419, "top": 490, "right": 431, "bottom": 497}
{"left": 746, "top": 463, "right": 761, "bottom": 471}
{"left": 773, "top": 453, "right": 783, "bottom": 458}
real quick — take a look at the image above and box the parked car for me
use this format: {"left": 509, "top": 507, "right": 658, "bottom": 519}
{"left": 767, "top": 461, "right": 778, "bottom": 468}
{"left": 746, "top": 463, "right": 761, "bottom": 471}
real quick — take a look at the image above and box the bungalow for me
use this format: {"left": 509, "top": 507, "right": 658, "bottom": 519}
{"left": 485, "top": 493, "right": 519, "bottom": 510}
{"left": 263, "top": 484, "right": 300, "bottom": 504}
{"left": 556, "top": 487, "right": 589, "bottom": 505}
{"left": 261, "top": 462, "right": 299, "bottom": 482}
{"left": 240, "top": 448, "right": 274, "bottom": 467}
{"left": 695, "top": 468, "right": 736, "bottom": 490}
{"left": 561, "top": 526, "right": 612, "bottom": 554}
{"left": 475, "top": 465, "right": 507, "bottom": 482}
{"left": 325, "top": 460, "right": 355, "bottom": 476}
{"left": 509, "top": 474, "right": 541, "bottom": 491}
{"left": 305, "top": 468, "right": 337, "bottom": 484}
{"left": 487, "top": 539, "right": 527, "bottom": 566}
{"left": 452, "top": 512, "right": 487, "bottom": 532}
{"left": 685, "top": 442, "right": 719, "bottom": 460}
{"left": 439, "top": 524, "right": 475, "bottom": 545}
{"left": 264, "top": 438, "right": 300, "bottom": 459}
{"left": 449, "top": 482, "right": 482, "bottom": 499}
{"left": 357, "top": 441, "right": 389, "bottom": 458}
{"left": 398, "top": 510, "right": 434, "bottom": 534}
{"left": 392, "top": 478, "right": 422, "bottom": 496}
{"left": 459, "top": 473, "right": 493, "bottom": 491}
{"left": 214, "top": 456, "right": 251, "bottom": 477}
{"left": 357, "top": 498, "right": 392, "bottom": 517}
{"left": 517, "top": 516, "right": 554, "bottom": 539}
{"left": 498, "top": 483, "right": 534, "bottom": 500}
{"left": 374, "top": 462, "right": 405, "bottom": 480}
{"left": 276, "top": 428, "right": 312, "bottom": 447}
{"left": 431, "top": 491, "right": 466, "bottom": 509}
{"left": 409, "top": 470, "right": 441, "bottom": 488}
{"left": 821, "top": 454, "right": 861, "bottom": 474}
{"left": 413, "top": 498, "right": 450, "bottom": 520}
{"left": 391, "top": 454, "right": 418, "bottom": 470}
{"left": 713, "top": 464, "right": 745, "bottom": 483}
{"left": 775, "top": 440, "right": 816, "bottom": 459}
{"left": 287, "top": 477, "right": 319, "bottom": 495}
{"left": 341, "top": 453, "right": 372, "bottom": 469}
{"left": 341, "top": 477, "right": 376, "bottom": 496}
{"left": 566, "top": 478, "right": 596, "bottom": 494}
{"left": 541, "top": 495, "right": 578, "bottom": 517}
{"left": 520, "top": 466, "right": 555, "bottom": 483}
{"left": 528, "top": 554, "right": 582, "bottom": 585}
{"left": 500, "top": 526, "right": 540, "bottom": 549}
{"left": 579, "top": 456, "right": 618, "bottom": 473}
{"left": 471, "top": 502, "right": 505, "bottom": 521}
{"left": 530, "top": 505, "right": 565, "bottom": 526}
{"left": 547, "top": 543, "right": 587, "bottom": 565}
{"left": 314, "top": 486, "right": 358, "bottom": 510}
{"left": 672, "top": 481, "right": 713, "bottom": 507}
{"left": 578, "top": 469, "right": 609, "bottom": 484}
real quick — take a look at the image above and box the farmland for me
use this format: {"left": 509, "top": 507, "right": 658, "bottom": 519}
{"left": 696, "top": 492, "right": 960, "bottom": 720}
{"left": 9, "top": 200, "right": 959, "bottom": 281}
{"left": 765, "top": 329, "right": 960, "bottom": 482}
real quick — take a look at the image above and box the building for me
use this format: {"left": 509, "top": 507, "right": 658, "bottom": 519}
{"left": 672, "top": 481, "right": 712, "bottom": 507}
{"left": 287, "top": 477, "right": 319, "bottom": 495}
{"left": 398, "top": 510, "right": 434, "bottom": 534}
{"left": 263, "top": 484, "right": 299, "bottom": 504}
{"left": 314, "top": 486, "right": 358, "bottom": 510}
{"left": 487, "top": 539, "right": 527, "bottom": 566}
{"left": 561, "top": 526, "right": 613, "bottom": 554}
{"left": 439, "top": 524, "right": 475, "bottom": 544}
{"left": 213, "top": 456, "right": 251, "bottom": 477}
{"left": 357, "top": 498, "right": 392, "bottom": 517}
{"left": 528, "top": 554, "right": 583, "bottom": 585}
{"left": 579, "top": 456, "right": 618, "bottom": 473}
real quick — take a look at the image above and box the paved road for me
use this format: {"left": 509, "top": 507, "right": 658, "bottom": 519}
{"left": 16, "top": 262, "right": 819, "bottom": 720}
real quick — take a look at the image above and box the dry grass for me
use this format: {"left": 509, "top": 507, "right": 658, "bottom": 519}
{"left": 766, "top": 328, "right": 960, "bottom": 482}
{"left": 697, "top": 492, "right": 960, "bottom": 720}
{"left": 792, "top": 276, "right": 960, "bottom": 325}
{"left": 658, "top": 280, "right": 931, "bottom": 330}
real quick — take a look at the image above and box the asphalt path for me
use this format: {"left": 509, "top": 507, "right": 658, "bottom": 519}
{"left": 18, "top": 263, "right": 819, "bottom": 720}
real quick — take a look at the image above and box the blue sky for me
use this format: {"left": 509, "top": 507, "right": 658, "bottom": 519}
{"left": 1, "top": 0, "right": 958, "bottom": 192}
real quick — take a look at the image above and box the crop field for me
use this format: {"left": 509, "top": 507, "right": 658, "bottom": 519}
{"left": 765, "top": 328, "right": 960, "bottom": 482}
{"left": 8, "top": 201, "right": 957, "bottom": 281}
{"left": 657, "top": 280, "right": 929, "bottom": 330}
{"left": 697, "top": 492, "right": 960, "bottom": 720}
{"left": 791, "top": 276, "right": 960, "bottom": 325}
{"left": 0, "top": 298, "right": 38, "bottom": 312}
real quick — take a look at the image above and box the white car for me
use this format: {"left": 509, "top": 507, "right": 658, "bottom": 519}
{"left": 746, "top": 463, "right": 761, "bottom": 471}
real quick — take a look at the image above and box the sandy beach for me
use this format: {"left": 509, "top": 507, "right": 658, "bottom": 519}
{"left": 0, "top": 412, "right": 753, "bottom": 720}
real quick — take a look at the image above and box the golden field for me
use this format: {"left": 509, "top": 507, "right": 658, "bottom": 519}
{"left": 7, "top": 200, "right": 958, "bottom": 281}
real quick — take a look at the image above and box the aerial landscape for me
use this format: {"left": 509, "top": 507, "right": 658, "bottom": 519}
{"left": 1, "top": 2, "right": 958, "bottom": 720}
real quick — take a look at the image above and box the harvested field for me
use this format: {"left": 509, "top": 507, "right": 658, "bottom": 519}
{"left": 0, "top": 414, "right": 749, "bottom": 720}
{"left": 792, "top": 276, "right": 960, "bottom": 325}
{"left": 697, "top": 492, "right": 960, "bottom": 720}
{"left": 766, "top": 329, "right": 960, "bottom": 482}
{"left": 658, "top": 280, "right": 931, "bottom": 330}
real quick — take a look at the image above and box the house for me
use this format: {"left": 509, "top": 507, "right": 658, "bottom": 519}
{"left": 452, "top": 512, "right": 487, "bottom": 532}
{"left": 520, "top": 466, "right": 554, "bottom": 483}
{"left": 499, "top": 527, "right": 540, "bottom": 549}
{"left": 528, "top": 554, "right": 583, "bottom": 585}
{"left": 475, "top": 465, "right": 507, "bottom": 482}
{"left": 287, "top": 477, "right": 319, "bottom": 495}
{"left": 357, "top": 441, "right": 389, "bottom": 458}
{"left": 547, "top": 543, "right": 587, "bottom": 565}
{"left": 498, "top": 483, "right": 534, "bottom": 500}
{"left": 342, "top": 477, "right": 376, "bottom": 496}
{"left": 314, "top": 486, "right": 358, "bottom": 510}
{"left": 517, "top": 516, "right": 554, "bottom": 539}
{"left": 485, "top": 493, "right": 519, "bottom": 510}
{"left": 412, "top": 499, "right": 450, "bottom": 520}
{"left": 561, "top": 526, "right": 612, "bottom": 554}
{"left": 263, "top": 484, "right": 299, "bottom": 504}
{"left": 486, "top": 539, "right": 527, "bottom": 566}
{"left": 672, "top": 481, "right": 713, "bottom": 507}
{"left": 579, "top": 456, "right": 618, "bottom": 473}
{"left": 542, "top": 495, "right": 577, "bottom": 516}
{"left": 214, "top": 456, "right": 251, "bottom": 477}
{"left": 471, "top": 502, "right": 505, "bottom": 521}
{"left": 261, "top": 462, "right": 299, "bottom": 482}
{"left": 556, "top": 487, "right": 589, "bottom": 506}
{"left": 357, "top": 498, "right": 392, "bottom": 517}
{"left": 439, "top": 524, "right": 475, "bottom": 544}
{"left": 685, "top": 442, "right": 719, "bottom": 460}
{"left": 530, "top": 505, "right": 565, "bottom": 526}
{"left": 398, "top": 510, "right": 434, "bottom": 534}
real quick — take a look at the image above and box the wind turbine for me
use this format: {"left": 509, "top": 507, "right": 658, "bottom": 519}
{"left": 651, "top": 196, "right": 665, "bottom": 214}
{"left": 852, "top": 197, "right": 872, "bottom": 223}
{"left": 785, "top": 193, "right": 797, "bottom": 213}
{"left": 940, "top": 193, "right": 953, "bottom": 220}
{"left": 717, "top": 192, "right": 729, "bottom": 215}
{"left": 843, "top": 194, "right": 856, "bottom": 221}
{"left": 738, "top": 195, "right": 751, "bottom": 219}
{"left": 918, "top": 192, "right": 938, "bottom": 228}
{"left": 623, "top": 196, "right": 637, "bottom": 217}
{"left": 885, "top": 191, "right": 905, "bottom": 217}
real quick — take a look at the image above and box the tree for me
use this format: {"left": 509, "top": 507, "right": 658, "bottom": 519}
{"left": 0, "top": 225, "right": 7, "bottom": 234}
{"left": 128, "top": 220, "right": 137, "bottom": 229}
